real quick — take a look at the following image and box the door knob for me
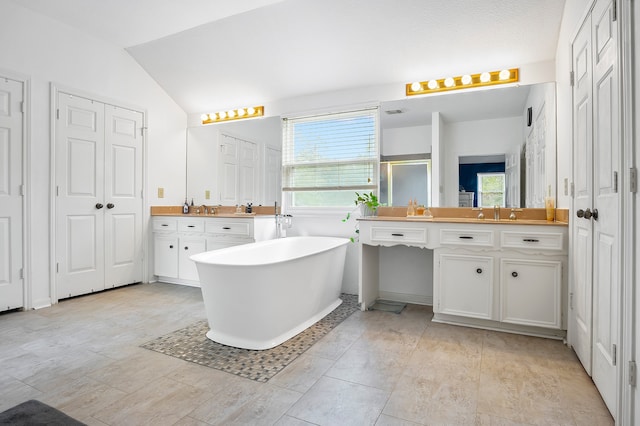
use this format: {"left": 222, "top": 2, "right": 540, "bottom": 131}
{"left": 512, "top": 271, "right": 518, "bottom": 278}
{"left": 95, "top": 203, "right": 104, "bottom": 209}
{"left": 576, "top": 209, "right": 585, "bottom": 218}
{"left": 584, "top": 208, "right": 592, "bottom": 219}
{"left": 592, "top": 209, "right": 598, "bottom": 220}
{"left": 106, "top": 203, "right": 115, "bottom": 209}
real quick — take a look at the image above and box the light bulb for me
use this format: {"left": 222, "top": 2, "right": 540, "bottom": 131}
{"left": 444, "top": 77, "right": 455, "bottom": 88}
{"left": 461, "top": 75, "right": 472, "bottom": 85}
{"left": 201, "top": 114, "right": 208, "bottom": 121}
{"left": 228, "top": 110, "right": 236, "bottom": 118}
{"left": 480, "top": 72, "right": 491, "bottom": 83}
{"left": 410, "top": 82, "right": 422, "bottom": 92}
{"left": 237, "top": 108, "right": 247, "bottom": 117}
{"left": 247, "top": 107, "right": 256, "bottom": 115}
{"left": 499, "top": 69, "right": 511, "bottom": 80}
{"left": 427, "top": 80, "right": 439, "bottom": 90}
{"left": 218, "top": 111, "right": 227, "bottom": 119}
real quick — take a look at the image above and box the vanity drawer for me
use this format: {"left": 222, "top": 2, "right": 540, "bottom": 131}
{"left": 369, "top": 226, "right": 428, "bottom": 245}
{"left": 500, "top": 231, "right": 564, "bottom": 251}
{"left": 205, "top": 220, "right": 252, "bottom": 237}
{"left": 178, "top": 219, "right": 205, "bottom": 233}
{"left": 152, "top": 218, "right": 177, "bottom": 232}
{"left": 439, "top": 229, "right": 495, "bottom": 247}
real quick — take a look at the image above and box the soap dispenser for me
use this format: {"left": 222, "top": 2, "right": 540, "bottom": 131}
{"left": 182, "top": 198, "right": 189, "bottom": 214}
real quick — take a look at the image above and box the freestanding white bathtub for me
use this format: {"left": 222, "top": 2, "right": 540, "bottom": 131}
{"left": 191, "top": 236, "right": 350, "bottom": 350}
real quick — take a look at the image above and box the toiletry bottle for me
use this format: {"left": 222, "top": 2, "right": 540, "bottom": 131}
{"left": 407, "top": 199, "right": 415, "bottom": 216}
{"left": 545, "top": 186, "right": 555, "bottom": 221}
{"left": 182, "top": 198, "right": 189, "bottom": 214}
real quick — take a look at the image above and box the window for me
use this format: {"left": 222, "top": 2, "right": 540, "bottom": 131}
{"left": 282, "top": 107, "right": 379, "bottom": 209}
{"left": 477, "top": 172, "right": 506, "bottom": 207}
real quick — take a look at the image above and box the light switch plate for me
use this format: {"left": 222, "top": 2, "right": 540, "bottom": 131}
{"left": 205, "top": 190, "right": 211, "bottom": 200}
{"left": 157, "top": 187, "right": 164, "bottom": 198}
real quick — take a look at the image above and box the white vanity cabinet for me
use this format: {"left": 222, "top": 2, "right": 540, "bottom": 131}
{"left": 500, "top": 258, "right": 562, "bottom": 329}
{"left": 359, "top": 218, "right": 568, "bottom": 339}
{"left": 436, "top": 253, "right": 495, "bottom": 320}
{"left": 152, "top": 217, "right": 208, "bottom": 285}
{"left": 152, "top": 215, "right": 275, "bottom": 286}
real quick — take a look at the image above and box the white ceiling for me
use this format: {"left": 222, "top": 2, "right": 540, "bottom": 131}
{"left": 9, "top": 0, "right": 566, "bottom": 118}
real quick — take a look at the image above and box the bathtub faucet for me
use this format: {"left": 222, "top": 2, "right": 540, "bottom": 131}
{"left": 274, "top": 201, "right": 293, "bottom": 238}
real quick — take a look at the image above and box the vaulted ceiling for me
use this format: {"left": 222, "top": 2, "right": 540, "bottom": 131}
{"left": 8, "top": 0, "right": 566, "bottom": 117}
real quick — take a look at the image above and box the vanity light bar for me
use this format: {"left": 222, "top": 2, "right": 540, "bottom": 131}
{"left": 201, "top": 105, "right": 264, "bottom": 125}
{"left": 406, "top": 68, "right": 519, "bottom": 96}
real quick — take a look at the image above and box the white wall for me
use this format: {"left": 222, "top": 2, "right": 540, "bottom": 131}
{"left": 0, "top": 2, "right": 187, "bottom": 307}
{"left": 381, "top": 125, "right": 431, "bottom": 157}
{"left": 442, "top": 116, "right": 523, "bottom": 207}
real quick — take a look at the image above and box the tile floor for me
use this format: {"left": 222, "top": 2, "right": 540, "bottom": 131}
{"left": 0, "top": 282, "right": 614, "bottom": 426}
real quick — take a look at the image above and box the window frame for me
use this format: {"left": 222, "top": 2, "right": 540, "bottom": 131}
{"left": 281, "top": 106, "right": 380, "bottom": 214}
{"left": 476, "top": 172, "right": 506, "bottom": 207}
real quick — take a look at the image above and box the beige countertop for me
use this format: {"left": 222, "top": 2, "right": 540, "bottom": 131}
{"left": 359, "top": 206, "right": 569, "bottom": 226}
{"left": 150, "top": 205, "right": 278, "bottom": 217}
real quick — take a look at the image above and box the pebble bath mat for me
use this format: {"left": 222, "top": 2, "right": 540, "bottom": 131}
{"left": 141, "top": 294, "right": 359, "bottom": 382}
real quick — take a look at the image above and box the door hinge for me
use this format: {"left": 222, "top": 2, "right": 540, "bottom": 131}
{"left": 612, "top": 0, "right": 617, "bottom": 21}
{"left": 20, "top": 101, "right": 25, "bottom": 113}
{"left": 570, "top": 70, "right": 575, "bottom": 87}
{"left": 630, "top": 168, "right": 638, "bottom": 193}
{"left": 19, "top": 268, "right": 23, "bottom": 279}
{"left": 613, "top": 171, "right": 618, "bottom": 193}
{"left": 56, "top": 262, "right": 59, "bottom": 273}
{"left": 56, "top": 185, "right": 59, "bottom": 196}
{"left": 56, "top": 108, "right": 60, "bottom": 120}
{"left": 19, "top": 184, "right": 24, "bottom": 196}
{"left": 141, "top": 126, "right": 147, "bottom": 137}
{"left": 630, "top": 361, "right": 637, "bottom": 386}
{"left": 569, "top": 292, "right": 574, "bottom": 310}
{"left": 613, "top": 344, "right": 617, "bottom": 366}
{"left": 570, "top": 182, "right": 575, "bottom": 198}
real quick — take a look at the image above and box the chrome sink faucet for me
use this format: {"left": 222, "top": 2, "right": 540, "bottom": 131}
{"left": 494, "top": 205, "right": 500, "bottom": 221}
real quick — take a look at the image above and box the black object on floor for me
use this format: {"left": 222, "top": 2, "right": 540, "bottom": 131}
{"left": 0, "top": 400, "right": 86, "bottom": 425}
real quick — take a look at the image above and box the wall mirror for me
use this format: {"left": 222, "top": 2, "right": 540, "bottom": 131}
{"left": 186, "top": 82, "right": 556, "bottom": 209}
{"left": 379, "top": 82, "right": 556, "bottom": 208}
{"left": 186, "top": 116, "right": 282, "bottom": 207}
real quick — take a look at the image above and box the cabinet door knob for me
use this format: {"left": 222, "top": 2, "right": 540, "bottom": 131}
{"left": 592, "top": 209, "right": 599, "bottom": 220}
{"left": 512, "top": 271, "right": 518, "bottom": 278}
{"left": 107, "top": 203, "right": 115, "bottom": 209}
{"left": 576, "top": 209, "right": 585, "bottom": 218}
{"left": 476, "top": 268, "right": 483, "bottom": 274}
{"left": 184, "top": 246, "right": 189, "bottom": 250}
{"left": 95, "top": 203, "right": 104, "bottom": 209}
{"left": 584, "top": 208, "right": 592, "bottom": 219}
{"left": 169, "top": 245, "right": 173, "bottom": 249}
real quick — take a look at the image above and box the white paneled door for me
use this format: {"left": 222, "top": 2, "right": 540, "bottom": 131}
{"left": 570, "top": 0, "right": 620, "bottom": 418}
{"left": 218, "top": 134, "right": 258, "bottom": 206}
{"left": 55, "top": 93, "right": 143, "bottom": 299}
{"left": 0, "top": 77, "right": 24, "bottom": 311}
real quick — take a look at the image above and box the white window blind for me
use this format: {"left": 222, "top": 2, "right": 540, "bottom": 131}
{"left": 282, "top": 107, "right": 379, "bottom": 208}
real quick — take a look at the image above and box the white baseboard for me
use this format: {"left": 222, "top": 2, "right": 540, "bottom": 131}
{"left": 378, "top": 291, "right": 432, "bottom": 306}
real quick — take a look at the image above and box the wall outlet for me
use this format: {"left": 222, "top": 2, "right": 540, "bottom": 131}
{"left": 157, "top": 187, "right": 164, "bottom": 198}
{"left": 205, "top": 190, "right": 211, "bottom": 200}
